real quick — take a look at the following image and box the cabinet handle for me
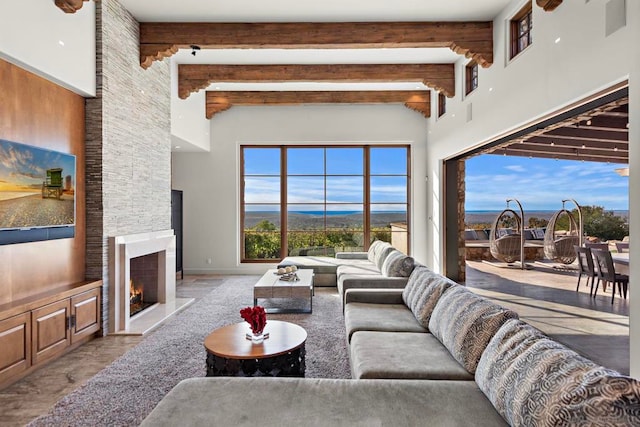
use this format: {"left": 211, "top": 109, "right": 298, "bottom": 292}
{"left": 67, "top": 315, "right": 77, "bottom": 330}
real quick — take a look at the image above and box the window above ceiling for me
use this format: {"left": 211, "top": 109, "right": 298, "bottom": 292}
{"left": 510, "top": 2, "right": 533, "bottom": 60}
{"left": 465, "top": 61, "right": 479, "bottom": 95}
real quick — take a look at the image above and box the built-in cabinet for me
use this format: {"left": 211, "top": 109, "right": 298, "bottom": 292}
{"left": 0, "top": 281, "right": 101, "bottom": 388}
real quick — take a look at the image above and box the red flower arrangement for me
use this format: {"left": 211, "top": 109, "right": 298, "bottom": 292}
{"left": 240, "top": 306, "right": 267, "bottom": 335}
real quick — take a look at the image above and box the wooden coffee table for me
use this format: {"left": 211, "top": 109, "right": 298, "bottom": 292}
{"left": 204, "top": 320, "right": 307, "bottom": 377}
{"left": 254, "top": 268, "right": 314, "bottom": 313}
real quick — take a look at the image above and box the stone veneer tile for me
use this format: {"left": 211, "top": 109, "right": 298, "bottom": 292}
{"left": 85, "top": 0, "right": 172, "bottom": 333}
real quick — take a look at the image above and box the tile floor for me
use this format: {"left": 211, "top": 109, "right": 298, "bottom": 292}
{"left": 0, "top": 265, "right": 631, "bottom": 426}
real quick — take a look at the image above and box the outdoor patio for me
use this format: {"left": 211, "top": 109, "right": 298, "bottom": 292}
{"left": 465, "top": 260, "right": 630, "bottom": 374}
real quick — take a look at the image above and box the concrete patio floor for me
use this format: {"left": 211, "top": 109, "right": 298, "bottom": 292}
{"left": 465, "top": 260, "right": 630, "bottom": 374}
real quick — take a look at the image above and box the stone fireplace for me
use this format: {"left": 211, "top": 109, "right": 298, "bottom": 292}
{"left": 108, "top": 230, "right": 193, "bottom": 335}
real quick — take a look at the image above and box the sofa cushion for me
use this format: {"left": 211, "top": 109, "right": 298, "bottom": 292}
{"left": 381, "top": 250, "right": 415, "bottom": 278}
{"left": 428, "top": 286, "right": 518, "bottom": 374}
{"left": 476, "top": 319, "right": 640, "bottom": 427}
{"left": 141, "top": 377, "right": 508, "bottom": 427}
{"left": 344, "top": 302, "right": 426, "bottom": 341}
{"left": 350, "top": 331, "right": 474, "bottom": 380}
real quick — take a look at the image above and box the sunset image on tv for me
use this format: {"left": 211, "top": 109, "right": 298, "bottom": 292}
{"left": 0, "top": 139, "right": 76, "bottom": 230}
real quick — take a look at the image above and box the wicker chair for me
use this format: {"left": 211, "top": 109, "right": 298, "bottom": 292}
{"left": 544, "top": 209, "right": 580, "bottom": 264}
{"left": 489, "top": 209, "right": 522, "bottom": 263}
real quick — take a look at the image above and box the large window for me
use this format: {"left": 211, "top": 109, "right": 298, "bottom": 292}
{"left": 510, "top": 2, "right": 533, "bottom": 59}
{"left": 241, "top": 146, "right": 410, "bottom": 262}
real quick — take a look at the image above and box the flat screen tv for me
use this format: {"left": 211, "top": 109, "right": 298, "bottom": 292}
{"left": 0, "top": 139, "right": 76, "bottom": 245}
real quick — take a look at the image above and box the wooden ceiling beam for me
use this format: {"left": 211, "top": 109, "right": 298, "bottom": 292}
{"left": 139, "top": 21, "right": 493, "bottom": 69}
{"left": 536, "top": 0, "right": 563, "bottom": 12}
{"left": 544, "top": 127, "right": 629, "bottom": 142}
{"left": 498, "top": 150, "right": 627, "bottom": 164}
{"left": 500, "top": 144, "right": 628, "bottom": 163}
{"left": 179, "top": 63, "right": 454, "bottom": 99}
{"left": 54, "top": 0, "right": 89, "bottom": 13}
{"left": 205, "top": 90, "right": 431, "bottom": 118}
{"left": 526, "top": 136, "right": 628, "bottom": 151}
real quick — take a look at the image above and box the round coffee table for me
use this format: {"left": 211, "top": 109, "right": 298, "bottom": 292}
{"left": 204, "top": 320, "right": 307, "bottom": 377}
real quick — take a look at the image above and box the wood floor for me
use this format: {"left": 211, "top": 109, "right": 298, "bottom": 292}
{"left": 0, "top": 265, "right": 631, "bottom": 426}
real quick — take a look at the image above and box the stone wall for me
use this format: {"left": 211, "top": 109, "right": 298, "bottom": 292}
{"left": 86, "top": 0, "right": 171, "bottom": 333}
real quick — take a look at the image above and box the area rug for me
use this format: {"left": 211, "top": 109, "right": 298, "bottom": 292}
{"left": 29, "top": 276, "right": 350, "bottom": 427}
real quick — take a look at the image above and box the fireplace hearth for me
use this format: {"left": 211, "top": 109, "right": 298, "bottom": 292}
{"left": 109, "top": 230, "right": 194, "bottom": 335}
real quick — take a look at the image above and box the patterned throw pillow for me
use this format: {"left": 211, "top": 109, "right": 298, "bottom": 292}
{"left": 381, "top": 250, "right": 415, "bottom": 278}
{"left": 401, "top": 266, "right": 457, "bottom": 328}
{"left": 428, "top": 286, "right": 518, "bottom": 374}
{"left": 476, "top": 319, "right": 640, "bottom": 426}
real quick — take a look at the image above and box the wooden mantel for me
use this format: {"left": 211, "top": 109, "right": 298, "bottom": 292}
{"left": 54, "top": 0, "right": 89, "bottom": 13}
{"left": 205, "top": 91, "right": 431, "bottom": 118}
{"left": 179, "top": 64, "right": 454, "bottom": 99}
{"left": 140, "top": 21, "right": 493, "bottom": 69}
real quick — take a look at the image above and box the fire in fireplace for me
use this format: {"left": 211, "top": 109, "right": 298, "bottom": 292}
{"left": 130, "top": 279, "right": 154, "bottom": 316}
{"left": 129, "top": 252, "right": 159, "bottom": 317}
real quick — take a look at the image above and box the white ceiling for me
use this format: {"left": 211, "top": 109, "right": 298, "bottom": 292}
{"left": 120, "top": 0, "right": 513, "bottom": 23}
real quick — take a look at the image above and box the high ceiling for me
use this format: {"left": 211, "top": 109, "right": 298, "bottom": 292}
{"left": 117, "top": 0, "right": 511, "bottom": 95}
{"left": 58, "top": 0, "right": 628, "bottom": 164}
{"left": 118, "top": 0, "right": 513, "bottom": 23}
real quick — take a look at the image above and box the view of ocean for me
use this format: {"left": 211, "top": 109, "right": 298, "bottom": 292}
{"left": 465, "top": 210, "right": 629, "bottom": 224}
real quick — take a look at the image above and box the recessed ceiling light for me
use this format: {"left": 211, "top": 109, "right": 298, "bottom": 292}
{"left": 174, "top": 145, "right": 181, "bottom": 149}
{"left": 140, "top": 89, "right": 145, "bottom": 94}
{"left": 488, "top": 87, "right": 493, "bottom": 92}
{"left": 451, "top": 114, "right": 455, "bottom": 118}
{"left": 58, "top": 40, "right": 65, "bottom": 46}
{"left": 555, "top": 37, "right": 561, "bottom": 44}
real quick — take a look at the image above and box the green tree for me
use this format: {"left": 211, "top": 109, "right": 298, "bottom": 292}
{"left": 254, "top": 220, "right": 276, "bottom": 231}
{"left": 556, "top": 205, "right": 628, "bottom": 241}
{"left": 528, "top": 217, "right": 548, "bottom": 228}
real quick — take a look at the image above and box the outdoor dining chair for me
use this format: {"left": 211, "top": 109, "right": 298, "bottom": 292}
{"left": 574, "top": 246, "right": 599, "bottom": 297}
{"left": 592, "top": 248, "right": 629, "bottom": 304}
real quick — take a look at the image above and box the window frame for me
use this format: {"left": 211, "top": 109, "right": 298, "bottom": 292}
{"left": 510, "top": 2, "right": 533, "bottom": 60}
{"left": 465, "top": 61, "right": 478, "bottom": 95}
{"left": 240, "top": 145, "right": 411, "bottom": 262}
{"left": 438, "top": 93, "right": 446, "bottom": 118}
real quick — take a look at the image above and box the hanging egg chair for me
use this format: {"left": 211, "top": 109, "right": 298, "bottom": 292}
{"left": 489, "top": 208, "right": 523, "bottom": 263}
{"left": 544, "top": 208, "right": 580, "bottom": 264}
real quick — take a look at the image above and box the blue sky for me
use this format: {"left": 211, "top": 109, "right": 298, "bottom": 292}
{"left": 244, "top": 147, "right": 407, "bottom": 212}
{"left": 0, "top": 139, "right": 76, "bottom": 193}
{"left": 465, "top": 155, "right": 629, "bottom": 211}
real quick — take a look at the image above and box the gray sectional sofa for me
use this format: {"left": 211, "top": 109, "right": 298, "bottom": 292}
{"left": 279, "top": 240, "right": 416, "bottom": 304}
{"left": 142, "top": 266, "right": 640, "bottom": 426}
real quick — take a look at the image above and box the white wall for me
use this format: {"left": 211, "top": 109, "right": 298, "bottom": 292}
{"left": 425, "top": 0, "right": 634, "bottom": 272}
{"left": 170, "top": 56, "right": 211, "bottom": 152}
{"left": 0, "top": 0, "right": 96, "bottom": 96}
{"left": 172, "top": 104, "right": 428, "bottom": 274}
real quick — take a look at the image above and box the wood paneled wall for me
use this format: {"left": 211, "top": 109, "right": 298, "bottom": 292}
{"left": 0, "top": 59, "right": 86, "bottom": 305}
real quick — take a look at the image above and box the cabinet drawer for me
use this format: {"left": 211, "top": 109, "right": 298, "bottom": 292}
{"left": 32, "top": 300, "right": 70, "bottom": 365}
{"left": 71, "top": 288, "right": 101, "bottom": 343}
{"left": 0, "top": 312, "right": 31, "bottom": 384}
